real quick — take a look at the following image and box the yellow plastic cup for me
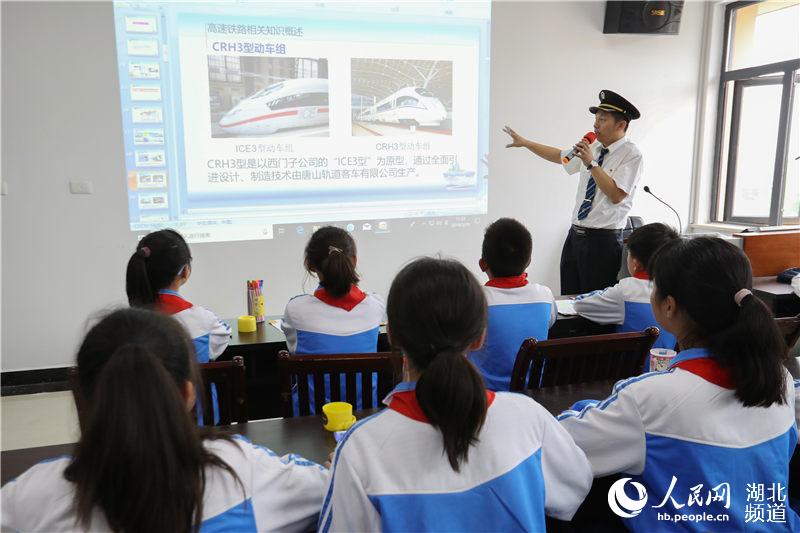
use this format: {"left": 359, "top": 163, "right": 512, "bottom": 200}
{"left": 238, "top": 315, "right": 257, "bottom": 333}
{"left": 322, "top": 402, "right": 355, "bottom": 432}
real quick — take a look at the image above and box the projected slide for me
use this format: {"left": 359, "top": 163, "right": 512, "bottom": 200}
{"left": 113, "top": 1, "right": 490, "bottom": 243}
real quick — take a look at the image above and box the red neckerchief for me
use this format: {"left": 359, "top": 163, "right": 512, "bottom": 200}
{"left": 633, "top": 271, "right": 650, "bottom": 280}
{"left": 485, "top": 273, "right": 529, "bottom": 289}
{"left": 389, "top": 390, "right": 496, "bottom": 423}
{"left": 155, "top": 292, "right": 192, "bottom": 315}
{"left": 313, "top": 285, "right": 367, "bottom": 312}
{"left": 672, "top": 358, "right": 734, "bottom": 389}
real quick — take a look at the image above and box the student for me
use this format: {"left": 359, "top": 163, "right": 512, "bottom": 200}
{"left": 126, "top": 229, "right": 230, "bottom": 423}
{"left": 320, "top": 258, "right": 592, "bottom": 532}
{"left": 573, "top": 222, "right": 679, "bottom": 370}
{"left": 559, "top": 237, "right": 799, "bottom": 531}
{"left": 1, "top": 308, "right": 328, "bottom": 532}
{"left": 468, "top": 218, "right": 557, "bottom": 391}
{"left": 282, "top": 226, "right": 384, "bottom": 413}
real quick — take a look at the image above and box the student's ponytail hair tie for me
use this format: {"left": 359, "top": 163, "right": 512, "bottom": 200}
{"left": 328, "top": 245, "right": 342, "bottom": 255}
{"left": 138, "top": 246, "right": 151, "bottom": 258}
{"left": 734, "top": 288, "right": 752, "bottom": 307}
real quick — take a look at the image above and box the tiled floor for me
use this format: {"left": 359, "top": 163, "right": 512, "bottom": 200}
{"left": 1, "top": 391, "right": 79, "bottom": 451}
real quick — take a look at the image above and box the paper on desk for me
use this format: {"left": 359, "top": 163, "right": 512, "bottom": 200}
{"left": 556, "top": 299, "right": 578, "bottom": 316}
{"left": 268, "top": 319, "right": 284, "bottom": 332}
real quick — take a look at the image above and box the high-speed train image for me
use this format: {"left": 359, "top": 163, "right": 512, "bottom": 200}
{"left": 218, "top": 78, "right": 329, "bottom": 135}
{"left": 357, "top": 87, "right": 447, "bottom": 127}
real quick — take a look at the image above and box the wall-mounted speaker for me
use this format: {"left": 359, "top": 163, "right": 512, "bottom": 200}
{"left": 603, "top": 1, "right": 684, "bottom": 34}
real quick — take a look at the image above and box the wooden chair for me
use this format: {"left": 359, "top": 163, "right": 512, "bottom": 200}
{"left": 776, "top": 314, "right": 800, "bottom": 378}
{"left": 509, "top": 327, "right": 660, "bottom": 393}
{"left": 199, "top": 355, "right": 248, "bottom": 425}
{"left": 776, "top": 314, "right": 800, "bottom": 349}
{"left": 277, "top": 351, "right": 403, "bottom": 418}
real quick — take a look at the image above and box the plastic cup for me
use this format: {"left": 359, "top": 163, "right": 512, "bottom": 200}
{"left": 322, "top": 402, "right": 355, "bottom": 432}
{"left": 649, "top": 348, "right": 677, "bottom": 372}
{"left": 238, "top": 315, "right": 257, "bottom": 333}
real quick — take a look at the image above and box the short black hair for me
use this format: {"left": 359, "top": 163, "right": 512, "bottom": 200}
{"left": 481, "top": 218, "right": 532, "bottom": 277}
{"left": 609, "top": 111, "right": 629, "bottom": 132}
{"left": 627, "top": 222, "right": 680, "bottom": 271}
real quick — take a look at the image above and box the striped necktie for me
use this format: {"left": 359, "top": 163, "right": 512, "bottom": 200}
{"left": 577, "top": 147, "right": 610, "bottom": 221}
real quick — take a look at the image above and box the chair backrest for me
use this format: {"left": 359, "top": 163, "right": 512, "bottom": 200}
{"left": 199, "top": 356, "right": 248, "bottom": 425}
{"left": 776, "top": 314, "right": 800, "bottom": 350}
{"left": 277, "top": 351, "right": 403, "bottom": 418}
{"left": 509, "top": 327, "right": 660, "bottom": 392}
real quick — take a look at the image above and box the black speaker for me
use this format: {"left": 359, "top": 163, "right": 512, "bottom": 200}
{"left": 604, "top": 1, "right": 684, "bottom": 34}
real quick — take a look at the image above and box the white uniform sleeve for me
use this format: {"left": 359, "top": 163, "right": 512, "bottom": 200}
{"left": 558, "top": 382, "right": 647, "bottom": 477}
{"left": 204, "top": 309, "right": 231, "bottom": 361}
{"left": 573, "top": 283, "right": 625, "bottom": 325}
{"left": 536, "top": 405, "right": 593, "bottom": 520}
{"left": 608, "top": 150, "right": 643, "bottom": 194}
{"left": 281, "top": 301, "right": 299, "bottom": 353}
{"left": 318, "top": 443, "right": 381, "bottom": 533}
{"left": 2, "top": 473, "right": 21, "bottom": 530}
{"left": 237, "top": 438, "right": 329, "bottom": 532}
{"left": 546, "top": 287, "right": 557, "bottom": 328}
{"left": 560, "top": 148, "right": 583, "bottom": 175}
{"left": 792, "top": 274, "right": 800, "bottom": 298}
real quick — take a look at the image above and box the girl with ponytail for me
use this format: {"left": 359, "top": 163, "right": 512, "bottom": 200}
{"left": 126, "top": 229, "right": 230, "bottom": 423}
{"left": 1, "top": 308, "right": 328, "bottom": 532}
{"left": 559, "top": 237, "right": 799, "bottom": 531}
{"left": 320, "top": 258, "right": 592, "bottom": 532}
{"left": 281, "top": 226, "right": 385, "bottom": 414}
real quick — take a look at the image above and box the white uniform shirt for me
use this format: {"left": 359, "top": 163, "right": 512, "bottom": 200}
{"left": 1, "top": 436, "right": 328, "bottom": 532}
{"left": 319, "top": 382, "right": 593, "bottom": 532}
{"left": 560, "top": 136, "right": 643, "bottom": 229}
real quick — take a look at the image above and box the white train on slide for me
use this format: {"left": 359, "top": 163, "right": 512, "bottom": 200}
{"left": 218, "top": 78, "right": 329, "bottom": 135}
{"left": 357, "top": 87, "right": 447, "bottom": 127}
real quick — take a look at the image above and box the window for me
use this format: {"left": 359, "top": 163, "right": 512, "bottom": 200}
{"left": 396, "top": 96, "right": 421, "bottom": 108}
{"left": 713, "top": 1, "right": 800, "bottom": 225}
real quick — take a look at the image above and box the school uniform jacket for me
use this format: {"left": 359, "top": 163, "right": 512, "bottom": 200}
{"left": 157, "top": 290, "right": 231, "bottom": 424}
{"left": 573, "top": 274, "right": 675, "bottom": 370}
{"left": 156, "top": 290, "right": 231, "bottom": 363}
{"left": 468, "top": 275, "right": 557, "bottom": 391}
{"left": 319, "top": 382, "right": 593, "bottom": 532}
{"left": 1, "top": 436, "right": 328, "bottom": 532}
{"left": 282, "top": 286, "right": 385, "bottom": 413}
{"left": 559, "top": 348, "right": 800, "bottom": 532}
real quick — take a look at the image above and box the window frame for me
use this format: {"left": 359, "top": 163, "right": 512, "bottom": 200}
{"left": 712, "top": 0, "right": 800, "bottom": 226}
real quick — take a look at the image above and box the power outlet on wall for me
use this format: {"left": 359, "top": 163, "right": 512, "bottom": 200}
{"left": 69, "top": 181, "right": 93, "bottom": 195}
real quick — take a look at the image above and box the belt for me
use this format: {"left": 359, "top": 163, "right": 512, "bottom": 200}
{"left": 571, "top": 224, "right": 623, "bottom": 236}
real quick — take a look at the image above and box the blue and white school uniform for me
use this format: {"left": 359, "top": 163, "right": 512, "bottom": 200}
{"left": 319, "top": 382, "right": 593, "bottom": 532}
{"left": 282, "top": 285, "right": 385, "bottom": 414}
{"left": 1, "top": 436, "right": 328, "bottom": 532}
{"left": 573, "top": 272, "right": 676, "bottom": 370}
{"left": 157, "top": 290, "right": 231, "bottom": 423}
{"left": 468, "top": 275, "right": 557, "bottom": 391}
{"left": 559, "top": 348, "right": 800, "bottom": 532}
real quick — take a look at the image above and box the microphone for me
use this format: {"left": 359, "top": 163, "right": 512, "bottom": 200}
{"left": 561, "top": 132, "right": 598, "bottom": 164}
{"left": 643, "top": 185, "right": 682, "bottom": 231}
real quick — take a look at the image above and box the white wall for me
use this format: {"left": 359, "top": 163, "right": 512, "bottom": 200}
{"left": 1, "top": 1, "right": 707, "bottom": 371}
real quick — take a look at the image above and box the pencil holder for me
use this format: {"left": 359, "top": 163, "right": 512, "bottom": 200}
{"left": 247, "top": 279, "right": 265, "bottom": 323}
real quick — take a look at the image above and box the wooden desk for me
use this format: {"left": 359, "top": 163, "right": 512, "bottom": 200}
{"left": 1, "top": 383, "right": 611, "bottom": 486}
{"left": 735, "top": 230, "right": 800, "bottom": 277}
{"left": 753, "top": 276, "right": 800, "bottom": 317}
{"left": 221, "top": 310, "right": 612, "bottom": 420}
